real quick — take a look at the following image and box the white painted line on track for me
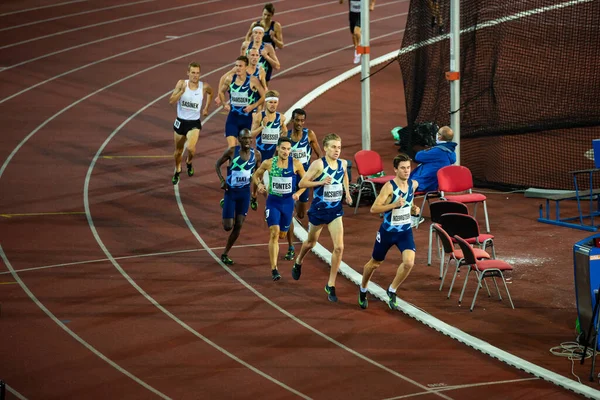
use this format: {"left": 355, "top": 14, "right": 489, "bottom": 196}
{"left": 0, "top": 0, "right": 158, "bottom": 32}
{"left": 5, "top": 383, "right": 28, "bottom": 400}
{"left": 0, "top": 0, "right": 226, "bottom": 50}
{"left": 0, "top": 242, "right": 302, "bottom": 276}
{"left": 285, "top": 5, "right": 600, "bottom": 397}
{"left": 381, "top": 378, "right": 541, "bottom": 399}
{"left": 0, "top": 1, "right": 350, "bottom": 102}
{"left": 84, "top": 133, "right": 312, "bottom": 398}
{"left": 0, "top": 0, "right": 91, "bottom": 17}
{"left": 0, "top": 245, "right": 172, "bottom": 400}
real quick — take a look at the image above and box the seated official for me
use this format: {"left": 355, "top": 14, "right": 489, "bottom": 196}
{"left": 409, "top": 126, "right": 457, "bottom": 192}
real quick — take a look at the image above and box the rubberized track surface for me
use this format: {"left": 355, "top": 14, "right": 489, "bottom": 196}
{"left": 0, "top": 1, "right": 595, "bottom": 399}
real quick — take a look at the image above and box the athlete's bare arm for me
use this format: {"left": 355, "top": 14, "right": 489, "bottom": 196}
{"left": 307, "top": 129, "right": 323, "bottom": 159}
{"left": 169, "top": 79, "right": 186, "bottom": 105}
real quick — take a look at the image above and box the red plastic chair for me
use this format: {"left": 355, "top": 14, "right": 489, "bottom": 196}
{"left": 437, "top": 165, "right": 490, "bottom": 233}
{"left": 454, "top": 235, "right": 515, "bottom": 311}
{"left": 353, "top": 150, "right": 395, "bottom": 214}
{"left": 432, "top": 223, "right": 491, "bottom": 298}
{"left": 427, "top": 201, "right": 469, "bottom": 268}
{"left": 438, "top": 213, "right": 495, "bottom": 258}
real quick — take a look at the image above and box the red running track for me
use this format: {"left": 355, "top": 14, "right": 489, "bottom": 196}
{"left": 0, "top": 1, "right": 588, "bottom": 399}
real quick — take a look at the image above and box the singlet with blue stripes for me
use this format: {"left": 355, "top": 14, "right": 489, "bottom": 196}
{"left": 247, "top": 41, "right": 273, "bottom": 81}
{"left": 381, "top": 179, "right": 415, "bottom": 233}
{"left": 256, "top": 111, "right": 281, "bottom": 157}
{"left": 226, "top": 147, "right": 256, "bottom": 189}
{"left": 287, "top": 128, "right": 311, "bottom": 171}
{"left": 311, "top": 158, "right": 345, "bottom": 212}
{"left": 269, "top": 156, "right": 296, "bottom": 198}
{"left": 229, "top": 74, "right": 257, "bottom": 116}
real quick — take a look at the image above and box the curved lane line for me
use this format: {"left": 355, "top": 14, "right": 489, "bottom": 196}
{"left": 0, "top": 0, "right": 91, "bottom": 17}
{"left": 0, "top": 0, "right": 157, "bottom": 32}
{"left": 0, "top": 1, "right": 349, "bottom": 103}
{"left": 0, "top": 0, "right": 226, "bottom": 50}
{"left": 0, "top": 245, "right": 172, "bottom": 400}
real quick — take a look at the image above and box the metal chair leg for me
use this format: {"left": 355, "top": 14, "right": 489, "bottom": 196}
{"left": 483, "top": 200, "right": 490, "bottom": 233}
{"left": 458, "top": 266, "right": 472, "bottom": 304}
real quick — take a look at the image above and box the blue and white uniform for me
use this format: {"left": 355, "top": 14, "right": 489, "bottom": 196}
{"left": 256, "top": 20, "right": 276, "bottom": 45}
{"left": 265, "top": 156, "right": 296, "bottom": 232}
{"left": 223, "top": 147, "right": 256, "bottom": 219}
{"left": 307, "top": 158, "right": 346, "bottom": 226}
{"left": 287, "top": 128, "right": 312, "bottom": 203}
{"left": 371, "top": 179, "right": 417, "bottom": 261}
{"left": 225, "top": 74, "right": 258, "bottom": 138}
{"left": 173, "top": 80, "right": 203, "bottom": 135}
{"left": 247, "top": 41, "right": 273, "bottom": 82}
{"left": 256, "top": 111, "right": 282, "bottom": 160}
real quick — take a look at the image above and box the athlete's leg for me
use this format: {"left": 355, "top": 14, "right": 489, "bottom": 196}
{"left": 326, "top": 217, "right": 344, "bottom": 287}
{"left": 173, "top": 131, "right": 186, "bottom": 172}
{"left": 389, "top": 249, "right": 416, "bottom": 291}
{"left": 185, "top": 128, "right": 200, "bottom": 164}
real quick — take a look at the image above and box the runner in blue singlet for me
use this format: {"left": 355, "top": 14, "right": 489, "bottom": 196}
{"left": 358, "top": 153, "right": 421, "bottom": 311}
{"left": 215, "top": 129, "right": 262, "bottom": 266}
{"left": 283, "top": 108, "right": 322, "bottom": 261}
{"left": 291, "top": 134, "right": 353, "bottom": 303}
{"left": 218, "top": 56, "right": 265, "bottom": 149}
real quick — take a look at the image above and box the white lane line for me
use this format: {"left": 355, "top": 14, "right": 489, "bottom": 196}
{"left": 82, "top": 25, "right": 450, "bottom": 397}
{"left": 0, "top": 0, "right": 226, "bottom": 50}
{"left": 0, "top": 1, "right": 344, "bottom": 102}
{"left": 0, "top": 242, "right": 302, "bottom": 276}
{"left": 285, "top": 14, "right": 600, "bottom": 400}
{"left": 5, "top": 383, "right": 28, "bottom": 400}
{"left": 0, "top": 10, "right": 407, "bottom": 399}
{"left": 381, "top": 377, "right": 540, "bottom": 399}
{"left": 0, "top": 0, "right": 158, "bottom": 32}
{"left": 0, "top": 8, "right": 406, "bottom": 173}
{"left": 83, "top": 117, "right": 311, "bottom": 397}
{"left": 0, "top": 245, "right": 172, "bottom": 400}
{"left": 0, "top": 0, "right": 407, "bottom": 104}
{"left": 0, "top": 0, "right": 91, "bottom": 17}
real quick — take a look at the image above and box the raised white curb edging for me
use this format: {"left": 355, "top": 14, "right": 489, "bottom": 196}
{"left": 284, "top": 50, "right": 600, "bottom": 399}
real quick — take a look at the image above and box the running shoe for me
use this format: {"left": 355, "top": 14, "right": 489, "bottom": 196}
{"left": 387, "top": 290, "right": 398, "bottom": 310}
{"left": 353, "top": 52, "right": 361, "bottom": 64}
{"left": 186, "top": 162, "right": 194, "bottom": 177}
{"left": 220, "top": 198, "right": 224, "bottom": 208}
{"left": 291, "top": 262, "right": 302, "bottom": 280}
{"left": 272, "top": 269, "right": 281, "bottom": 281}
{"left": 172, "top": 171, "right": 180, "bottom": 185}
{"left": 284, "top": 247, "right": 295, "bottom": 261}
{"left": 220, "top": 254, "right": 234, "bottom": 265}
{"left": 358, "top": 290, "right": 368, "bottom": 309}
{"left": 325, "top": 285, "right": 338, "bottom": 302}
{"left": 250, "top": 197, "right": 258, "bottom": 211}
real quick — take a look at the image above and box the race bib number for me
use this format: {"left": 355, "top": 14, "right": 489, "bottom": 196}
{"left": 261, "top": 127, "right": 280, "bottom": 144}
{"left": 271, "top": 176, "right": 293, "bottom": 195}
{"left": 230, "top": 92, "right": 249, "bottom": 107}
{"left": 391, "top": 207, "right": 411, "bottom": 226}
{"left": 173, "top": 119, "right": 181, "bottom": 129}
{"left": 231, "top": 170, "right": 251, "bottom": 187}
{"left": 292, "top": 149, "right": 308, "bottom": 164}
{"left": 350, "top": 0, "right": 361, "bottom": 12}
{"left": 323, "top": 183, "right": 343, "bottom": 203}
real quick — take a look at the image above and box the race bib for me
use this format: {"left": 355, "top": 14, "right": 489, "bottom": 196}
{"left": 292, "top": 149, "right": 308, "bottom": 164}
{"left": 350, "top": 0, "right": 361, "bottom": 12}
{"left": 323, "top": 183, "right": 343, "bottom": 203}
{"left": 231, "top": 170, "right": 251, "bottom": 187}
{"left": 230, "top": 91, "right": 249, "bottom": 107}
{"left": 271, "top": 176, "right": 293, "bottom": 195}
{"left": 391, "top": 207, "right": 411, "bottom": 226}
{"left": 180, "top": 100, "right": 200, "bottom": 111}
{"left": 261, "top": 127, "right": 280, "bottom": 144}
